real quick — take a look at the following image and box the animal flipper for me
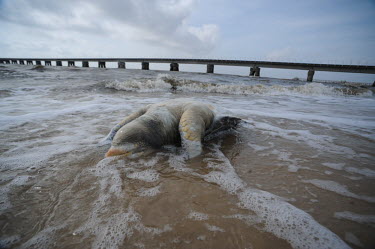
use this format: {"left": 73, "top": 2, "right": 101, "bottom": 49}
{"left": 178, "top": 107, "right": 210, "bottom": 159}
{"left": 100, "top": 105, "right": 150, "bottom": 144}
{"left": 204, "top": 116, "right": 242, "bottom": 139}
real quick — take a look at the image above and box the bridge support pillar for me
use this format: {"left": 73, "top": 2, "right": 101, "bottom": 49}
{"left": 45, "top": 61, "right": 52, "bottom": 66}
{"left": 250, "top": 67, "right": 255, "bottom": 76}
{"left": 255, "top": 67, "right": 260, "bottom": 77}
{"left": 307, "top": 70, "right": 315, "bottom": 82}
{"left": 19, "top": 60, "right": 25, "bottom": 65}
{"left": 207, "top": 64, "right": 214, "bottom": 73}
{"left": 98, "top": 61, "right": 106, "bottom": 68}
{"left": 27, "top": 60, "right": 33, "bottom": 65}
{"left": 170, "top": 63, "right": 179, "bottom": 71}
{"left": 68, "top": 61, "right": 75, "bottom": 67}
{"left": 56, "top": 61, "right": 62, "bottom": 66}
{"left": 82, "top": 61, "right": 89, "bottom": 67}
{"left": 36, "top": 61, "right": 42, "bottom": 65}
{"left": 250, "top": 67, "right": 260, "bottom": 76}
{"left": 5, "top": 60, "right": 10, "bottom": 64}
{"left": 142, "top": 62, "right": 149, "bottom": 70}
{"left": 12, "top": 60, "right": 17, "bottom": 64}
{"left": 118, "top": 61, "right": 126, "bottom": 69}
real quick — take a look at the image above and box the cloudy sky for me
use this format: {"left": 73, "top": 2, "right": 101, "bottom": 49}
{"left": 0, "top": 0, "right": 374, "bottom": 81}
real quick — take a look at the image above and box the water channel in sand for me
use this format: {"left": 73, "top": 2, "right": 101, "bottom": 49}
{"left": 0, "top": 65, "right": 374, "bottom": 248}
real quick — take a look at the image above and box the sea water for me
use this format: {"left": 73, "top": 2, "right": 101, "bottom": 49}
{"left": 0, "top": 64, "right": 374, "bottom": 249}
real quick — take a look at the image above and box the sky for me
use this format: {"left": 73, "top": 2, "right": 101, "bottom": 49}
{"left": 0, "top": 0, "right": 374, "bottom": 82}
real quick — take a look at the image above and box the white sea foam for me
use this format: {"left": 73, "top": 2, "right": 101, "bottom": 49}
{"left": 1, "top": 65, "right": 372, "bottom": 249}
{"left": 18, "top": 225, "right": 65, "bottom": 249}
{"left": 0, "top": 93, "right": 121, "bottom": 130}
{"left": 127, "top": 156, "right": 161, "bottom": 168}
{"left": 133, "top": 223, "right": 172, "bottom": 236}
{"left": 247, "top": 142, "right": 274, "bottom": 152}
{"left": 202, "top": 165, "right": 244, "bottom": 194}
{"left": 167, "top": 152, "right": 193, "bottom": 172}
{"left": 126, "top": 169, "right": 160, "bottom": 182}
{"left": 303, "top": 179, "right": 375, "bottom": 203}
{"left": 137, "top": 186, "right": 161, "bottom": 197}
{"left": 238, "top": 188, "right": 350, "bottom": 249}
{"left": 224, "top": 97, "right": 375, "bottom": 142}
{"left": 179, "top": 82, "right": 348, "bottom": 96}
{"left": 321, "top": 163, "right": 375, "bottom": 178}
{"left": 204, "top": 223, "right": 225, "bottom": 232}
{"left": 181, "top": 147, "right": 350, "bottom": 249}
{"left": 104, "top": 74, "right": 369, "bottom": 97}
{"left": 334, "top": 211, "right": 375, "bottom": 226}
{"left": 273, "top": 149, "right": 308, "bottom": 172}
{"left": 199, "top": 147, "right": 247, "bottom": 194}
{"left": 0, "top": 235, "right": 20, "bottom": 249}
{"left": 197, "top": 235, "right": 206, "bottom": 241}
{"left": 75, "top": 159, "right": 170, "bottom": 249}
{"left": 345, "top": 232, "right": 363, "bottom": 247}
{"left": 187, "top": 211, "right": 209, "bottom": 221}
{"left": 222, "top": 214, "right": 261, "bottom": 226}
{"left": 322, "top": 163, "right": 345, "bottom": 170}
{"left": 90, "top": 210, "right": 140, "bottom": 249}
{"left": 104, "top": 75, "right": 171, "bottom": 92}
{"left": 247, "top": 121, "right": 356, "bottom": 157}
{"left": 345, "top": 166, "right": 375, "bottom": 178}
{"left": 0, "top": 175, "right": 30, "bottom": 214}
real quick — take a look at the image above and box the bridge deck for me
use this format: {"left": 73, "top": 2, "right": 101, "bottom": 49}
{"left": 1, "top": 57, "right": 375, "bottom": 82}
{"left": 1, "top": 58, "right": 374, "bottom": 73}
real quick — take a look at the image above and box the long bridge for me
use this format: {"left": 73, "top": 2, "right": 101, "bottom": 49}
{"left": 1, "top": 58, "right": 374, "bottom": 82}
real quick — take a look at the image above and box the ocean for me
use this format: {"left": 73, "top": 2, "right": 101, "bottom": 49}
{"left": 0, "top": 64, "right": 374, "bottom": 249}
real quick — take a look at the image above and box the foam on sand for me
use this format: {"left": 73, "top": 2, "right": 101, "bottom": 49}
{"left": 245, "top": 121, "right": 356, "bottom": 157}
{"left": 0, "top": 175, "right": 30, "bottom": 214}
{"left": 345, "top": 232, "right": 363, "bottom": 247}
{"left": 205, "top": 223, "right": 225, "bottom": 232}
{"left": 322, "top": 163, "right": 375, "bottom": 178}
{"left": 303, "top": 179, "right": 375, "bottom": 203}
{"left": 334, "top": 211, "right": 375, "bottom": 226}
{"left": 137, "top": 186, "right": 161, "bottom": 197}
{"left": 187, "top": 211, "right": 209, "bottom": 221}
{"left": 322, "top": 163, "right": 345, "bottom": 170}
{"left": 169, "top": 145, "right": 350, "bottom": 249}
{"left": 1, "top": 65, "right": 372, "bottom": 248}
{"left": 74, "top": 159, "right": 172, "bottom": 249}
{"left": 238, "top": 189, "right": 350, "bottom": 249}
{"left": 126, "top": 169, "right": 160, "bottom": 182}
{"left": 345, "top": 166, "right": 375, "bottom": 178}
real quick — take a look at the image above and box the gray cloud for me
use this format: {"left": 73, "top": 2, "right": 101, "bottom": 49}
{"left": 0, "top": 0, "right": 219, "bottom": 54}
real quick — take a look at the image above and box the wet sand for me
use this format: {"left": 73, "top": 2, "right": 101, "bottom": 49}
{"left": 1, "top": 65, "right": 374, "bottom": 248}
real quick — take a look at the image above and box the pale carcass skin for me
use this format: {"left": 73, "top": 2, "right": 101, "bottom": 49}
{"left": 104, "top": 99, "right": 238, "bottom": 159}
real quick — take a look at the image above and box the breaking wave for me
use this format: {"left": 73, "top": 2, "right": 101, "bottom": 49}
{"left": 104, "top": 75, "right": 171, "bottom": 92}
{"left": 104, "top": 74, "right": 373, "bottom": 97}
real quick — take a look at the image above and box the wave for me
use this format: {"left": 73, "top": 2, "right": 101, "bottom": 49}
{"left": 104, "top": 74, "right": 373, "bottom": 97}
{"left": 104, "top": 75, "right": 171, "bottom": 92}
